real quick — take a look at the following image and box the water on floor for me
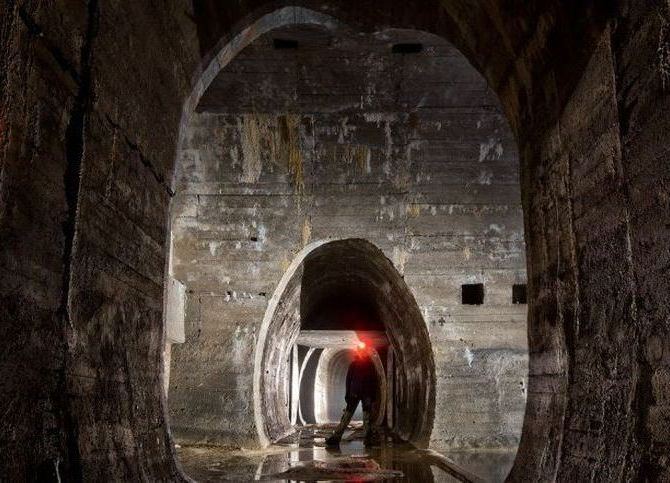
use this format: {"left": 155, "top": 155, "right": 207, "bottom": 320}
{"left": 176, "top": 424, "right": 516, "bottom": 482}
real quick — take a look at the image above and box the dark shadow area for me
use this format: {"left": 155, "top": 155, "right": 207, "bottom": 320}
{"left": 301, "top": 295, "right": 384, "bottom": 332}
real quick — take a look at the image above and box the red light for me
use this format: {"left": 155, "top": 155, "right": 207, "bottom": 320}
{"left": 357, "top": 341, "right": 366, "bottom": 350}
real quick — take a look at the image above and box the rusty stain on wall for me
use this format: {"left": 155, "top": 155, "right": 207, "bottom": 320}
{"left": 239, "top": 115, "right": 264, "bottom": 183}
{"left": 282, "top": 115, "right": 304, "bottom": 195}
{"left": 302, "top": 217, "right": 312, "bottom": 247}
{"left": 238, "top": 114, "right": 305, "bottom": 191}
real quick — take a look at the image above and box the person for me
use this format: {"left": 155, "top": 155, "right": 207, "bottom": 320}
{"left": 325, "top": 342, "right": 378, "bottom": 447}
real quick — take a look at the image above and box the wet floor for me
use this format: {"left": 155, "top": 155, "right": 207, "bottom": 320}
{"left": 177, "top": 425, "right": 516, "bottom": 482}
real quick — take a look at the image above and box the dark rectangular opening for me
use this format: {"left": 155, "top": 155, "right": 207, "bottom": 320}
{"left": 462, "top": 284, "right": 484, "bottom": 305}
{"left": 273, "top": 38, "right": 299, "bottom": 50}
{"left": 392, "top": 43, "right": 423, "bottom": 54}
{"left": 513, "top": 284, "right": 527, "bottom": 304}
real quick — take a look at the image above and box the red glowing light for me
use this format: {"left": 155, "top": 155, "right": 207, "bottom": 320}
{"left": 357, "top": 341, "right": 366, "bottom": 350}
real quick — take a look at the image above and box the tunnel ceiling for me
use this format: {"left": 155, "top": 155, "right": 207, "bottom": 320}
{"left": 196, "top": 25, "right": 492, "bottom": 115}
{"left": 301, "top": 245, "right": 388, "bottom": 331}
{"left": 300, "top": 291, "right": 385, "bottom": 331}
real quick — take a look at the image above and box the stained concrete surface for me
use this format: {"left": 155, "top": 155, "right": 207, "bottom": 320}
{"left": 177, "top": 425, "right": 515, "bottom": 482}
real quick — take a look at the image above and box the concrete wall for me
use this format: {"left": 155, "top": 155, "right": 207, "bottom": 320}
{"left": 0, "top": 1, "right": 200, "bottom": 479}
{"left": 168, "top": 26, "right": 527, "bottom": 450}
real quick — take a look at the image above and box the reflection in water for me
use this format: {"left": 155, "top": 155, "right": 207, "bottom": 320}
{"left": 177, "top": 425, "right": 515, "bottom": 482}
{"left": 258, "top": 443, "right": 441, "bottom": 482}
{"left": 440, "top": 450, "right": 517, "bottom": 483}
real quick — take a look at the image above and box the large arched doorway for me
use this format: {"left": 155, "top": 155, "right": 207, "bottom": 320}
{"left": 165, "top": 7, "right": 528, "bottom": 480}
{"left": 163, "top": 4, "right": 668, "bottom": 478}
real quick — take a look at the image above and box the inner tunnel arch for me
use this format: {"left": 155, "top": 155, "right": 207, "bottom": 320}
{"left": 314, "top": 347, "right": 359, "bottom": 423}
{"left": 300, "top": 336, "right": 388, "bottom": 427}
{"left": 254, "top": 238, "right": 436, "bottom": 447}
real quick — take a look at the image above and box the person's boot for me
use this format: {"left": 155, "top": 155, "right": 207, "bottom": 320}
{"left": 363, "top": 410, "right": 375, "bottom": 447}
{"left": 326, "top": 408, "right": 353, "bottom": 446}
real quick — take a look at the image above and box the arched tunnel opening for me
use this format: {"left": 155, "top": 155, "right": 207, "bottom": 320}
{"left": 297, "top": 292, "right": 386, "bottom": 427}
{"left": 256, "top": 239, "right": 435, "bottom": 447}
{"left": 164, "top": 12, "right": 529, "bottom": 481}
{"left": 314, "top": 347, "right": 367, "bottom": 424}
{"left": 300, "top": 293, "right": 390, "bottom": 430}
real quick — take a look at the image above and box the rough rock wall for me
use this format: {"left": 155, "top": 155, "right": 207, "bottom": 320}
{"left": 0, "top": 1, "right": 199, "bottom": 480}
{"left": 510, "top": 3, "right": 670, "bottom": 480}
{"left": 613, "top": 2, "right": 670, "bottom": 478}
{"left": 0, "top": 3, "right": 80, "bottom": 478}
{"left": 168, "top": 27, "right": 527, "bottom": 450}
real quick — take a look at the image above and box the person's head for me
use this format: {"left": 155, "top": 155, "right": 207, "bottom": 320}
{"left": 353, "top": 341, "right": 367, "bottom": 360}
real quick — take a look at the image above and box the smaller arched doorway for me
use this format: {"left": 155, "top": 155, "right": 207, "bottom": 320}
{"left": 294, "top": 331, "right": 388, "bottom": 428}
{"left": 253, "top": 238, "right": 436, "bottom": 447}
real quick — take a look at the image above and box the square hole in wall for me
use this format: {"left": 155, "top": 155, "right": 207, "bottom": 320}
{"left": 461, "top": 284, "right": 484, "bottom": 305}
{"left": 513, "top": 284, "right": 527, "bottom": 304}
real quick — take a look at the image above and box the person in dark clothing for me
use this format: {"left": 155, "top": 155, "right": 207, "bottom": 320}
{"left": 325, "top": 343, "right": 378, "bottom": 447}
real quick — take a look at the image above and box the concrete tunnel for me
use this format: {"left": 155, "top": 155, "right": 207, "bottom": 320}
{"left": 2, "top": 1, "right": 669, "bottom": 481}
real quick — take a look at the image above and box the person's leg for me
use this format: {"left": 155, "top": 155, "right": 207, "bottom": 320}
{"left": 326, "top": 399, "right": 359, "bottom": 445}
{"left": 361, "top": 398, "right": 375, "bottom": 446}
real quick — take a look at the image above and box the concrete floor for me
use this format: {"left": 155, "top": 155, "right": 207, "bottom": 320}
{"left": 177, "top": 425, "right": 517, "bottom": 482}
